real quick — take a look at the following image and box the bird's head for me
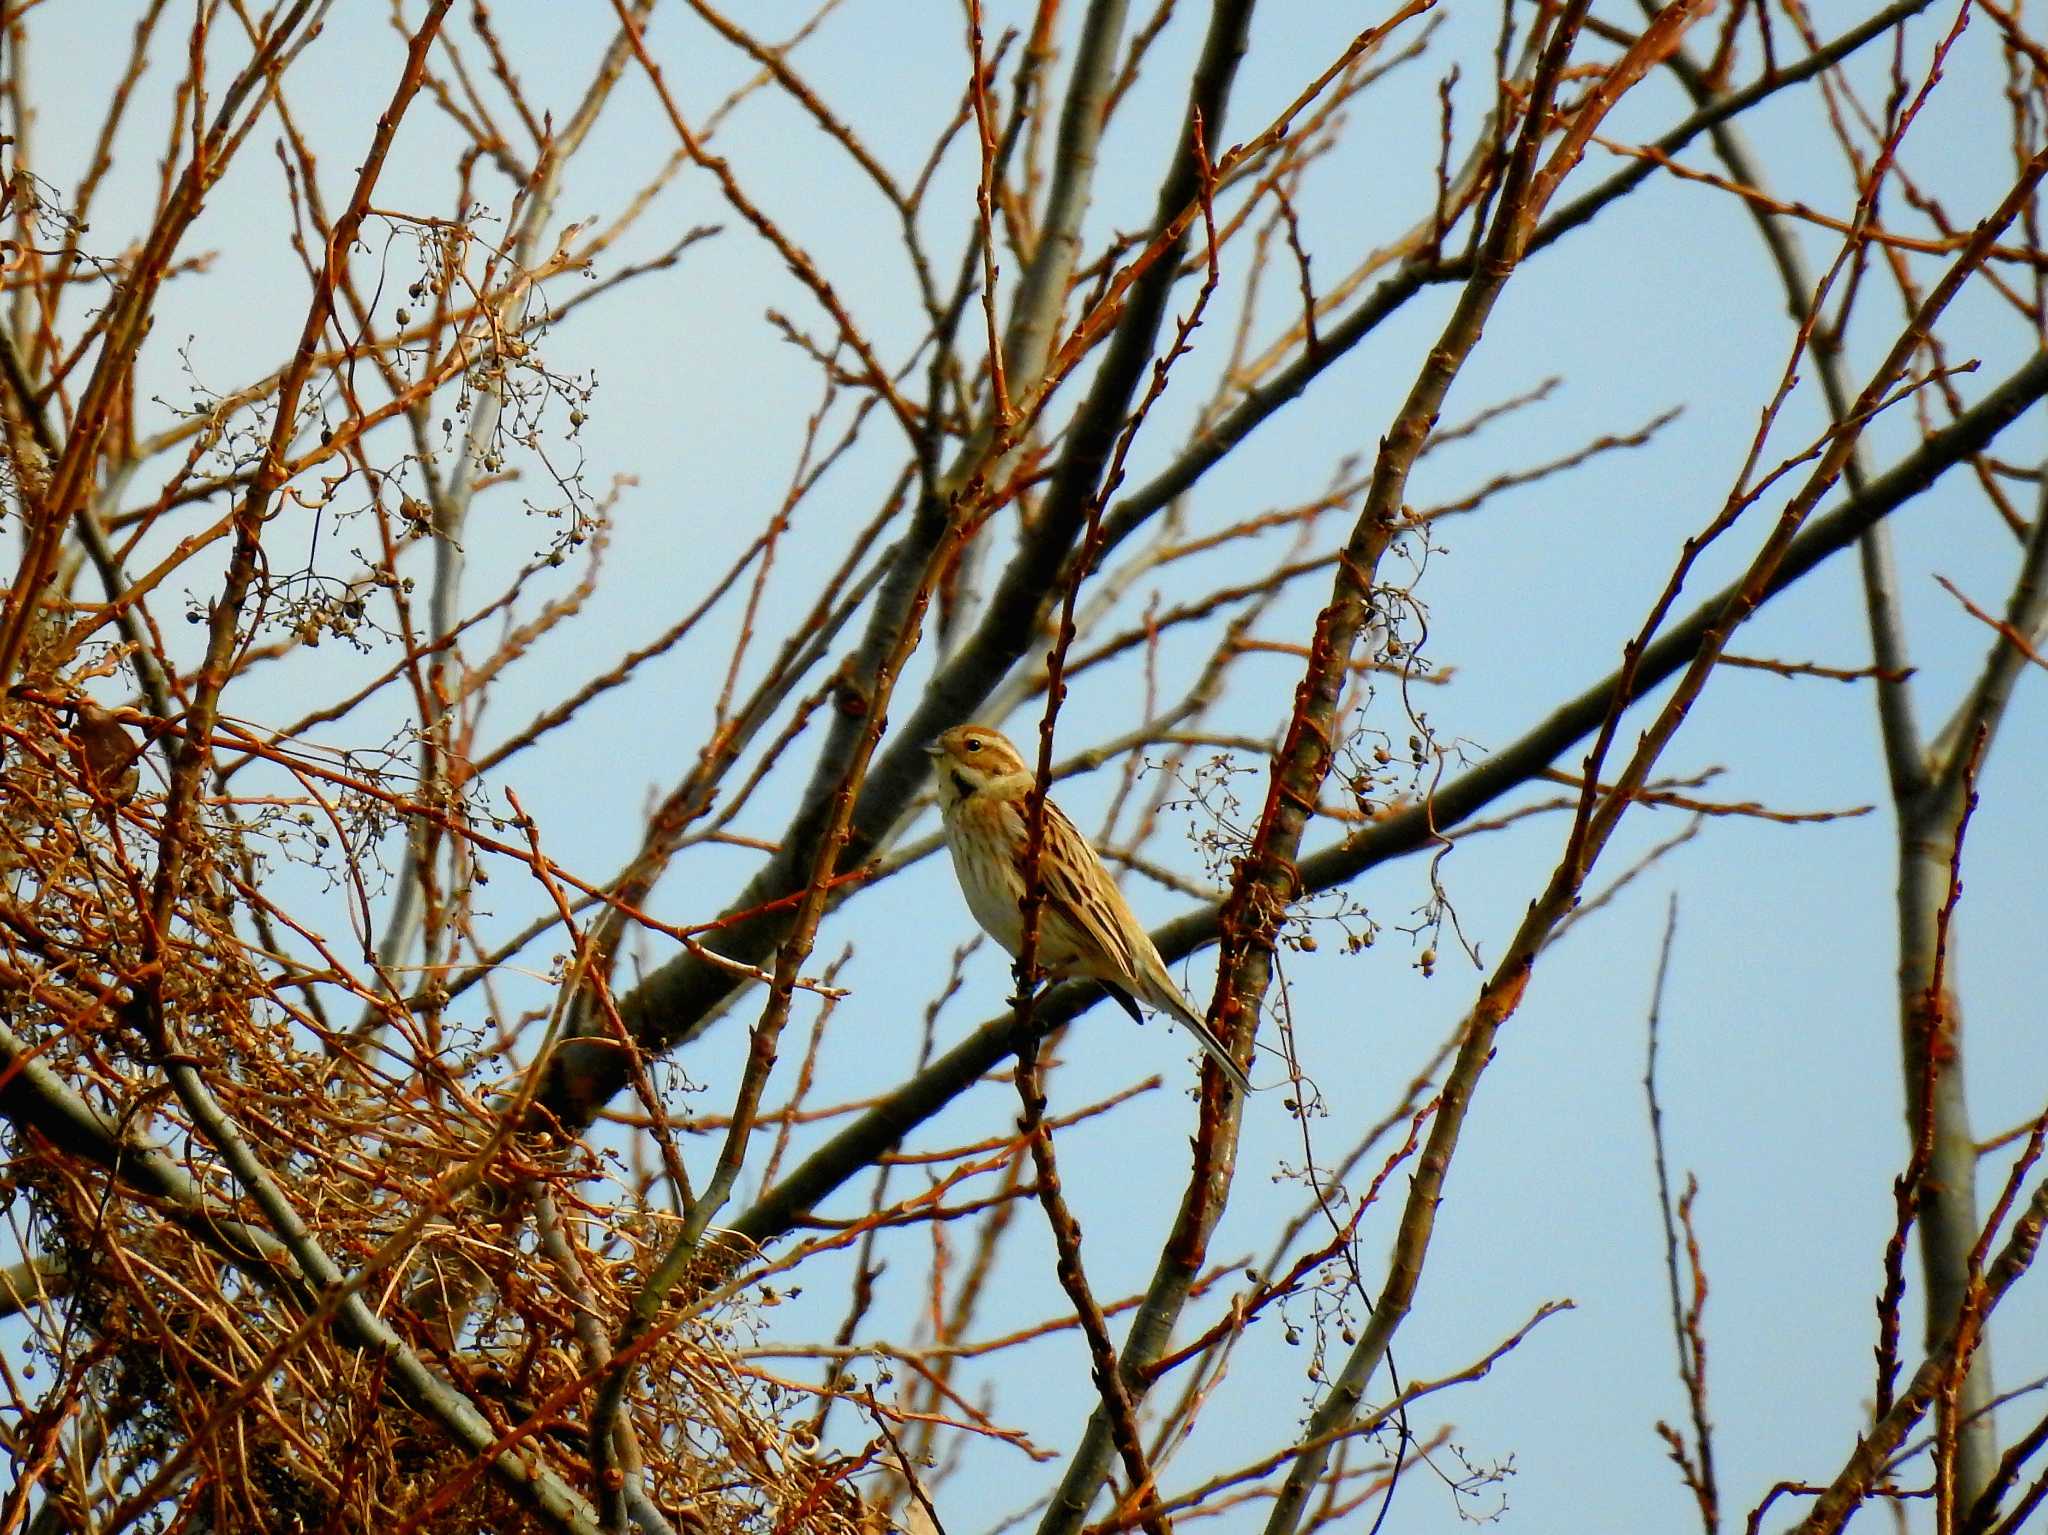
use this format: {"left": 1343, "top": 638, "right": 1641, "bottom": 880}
{"left": 924, "top": 724, "right": 1032, "bottom": 805}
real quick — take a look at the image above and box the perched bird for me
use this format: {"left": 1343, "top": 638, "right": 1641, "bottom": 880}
{"left": 925, "top": 724, "right": 1252, "bottom": 1095}
{"left": 71, "top": 697, "right": 144, "bottom": 807}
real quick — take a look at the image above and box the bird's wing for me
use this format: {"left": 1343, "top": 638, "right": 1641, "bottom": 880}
{"left": 1041, "top": 802, "right": 1254, "bottom": 1095}
{"left": 1035, "top": 800, "right": 1140, "bottom": 983}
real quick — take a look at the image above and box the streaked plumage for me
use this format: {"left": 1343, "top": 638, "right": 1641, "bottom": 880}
{"left": 925, "top": 724, "right": 1252, "bottom": 1095}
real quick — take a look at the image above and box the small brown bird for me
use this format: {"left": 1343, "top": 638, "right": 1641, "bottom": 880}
{"left": 72, "top": 698, "right": 143, "bottom": 807}
{"left": 925, "top": 724, "right": 1252, "bottom": 1094}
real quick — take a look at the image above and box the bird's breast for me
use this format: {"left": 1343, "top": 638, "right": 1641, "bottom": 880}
{"left": 944, "top": 798, "right": 1028, "bottom": 955}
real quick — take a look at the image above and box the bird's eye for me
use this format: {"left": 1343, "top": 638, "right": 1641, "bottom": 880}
{"left": 966, "top": 738, "right": 982, "bottom": 752}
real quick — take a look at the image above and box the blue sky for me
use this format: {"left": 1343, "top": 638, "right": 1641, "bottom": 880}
{"left": 7, "top": 2, "right": 2046, "bottom": 1530}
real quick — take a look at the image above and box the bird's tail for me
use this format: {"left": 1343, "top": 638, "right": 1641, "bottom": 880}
{"left": 1153, "top": 983, "right": 1253, "bottom": 1096}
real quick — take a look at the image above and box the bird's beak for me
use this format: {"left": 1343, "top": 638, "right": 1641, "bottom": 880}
{"left": 921, "top": 740, "right": 945, "bottom": 758}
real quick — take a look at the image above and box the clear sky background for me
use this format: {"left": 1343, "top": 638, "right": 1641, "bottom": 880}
{"left": 7, "top": 2, "right": 2047, "bottom": 1530}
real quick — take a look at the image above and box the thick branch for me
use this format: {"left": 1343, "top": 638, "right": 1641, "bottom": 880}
{"left": 730, "top": 344, "right": 2048, "bottom": 1251}
{"left": 529, "top": 0, "right": 1258, "bottom": 1141}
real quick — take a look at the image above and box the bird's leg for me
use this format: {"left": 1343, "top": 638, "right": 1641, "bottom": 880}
{"left": 1007, "top": 960, "right": 1046, "bottom": 1014}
